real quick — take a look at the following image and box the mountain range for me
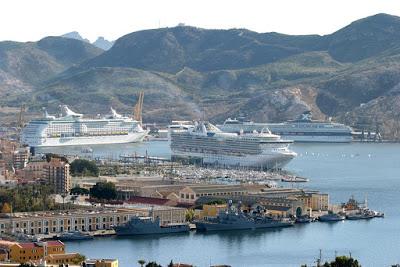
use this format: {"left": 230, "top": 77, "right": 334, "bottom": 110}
{"left": 1, "top": 13, "right": 400, "bottom": 139}
{"left": 61, "top": 31, "right": 114, "bottom": 50}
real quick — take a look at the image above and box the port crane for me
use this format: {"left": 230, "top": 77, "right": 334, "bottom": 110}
{"left": 133, "top": 91, "right": 144, "bottom": 125}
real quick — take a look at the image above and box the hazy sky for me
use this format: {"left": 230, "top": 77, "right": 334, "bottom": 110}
{"left": 1, "top": 0, "right": 400, "bottom": 42}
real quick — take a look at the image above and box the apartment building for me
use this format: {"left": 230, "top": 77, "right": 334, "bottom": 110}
{"left": 43, "top": 157, "right": 71, "bottom": 194}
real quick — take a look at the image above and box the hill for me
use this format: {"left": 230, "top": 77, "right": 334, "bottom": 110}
{"left": 2, "top": 13, "right": 400, "bottom": 139}
{"left": 0, "top": 37, "right": 103, "bottom": 102}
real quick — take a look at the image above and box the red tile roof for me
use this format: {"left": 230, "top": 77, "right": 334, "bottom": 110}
{"left": 127, "top": 196, "right": 170, "bottom": 206}
{"left": 19, "top": 240, "right": 64, "bottom": 249}
{"left": 46, "top": 240, "right": 64, "bottom": 246}
{"left": 19, "top": 243, "right": 36, "bottom": 249}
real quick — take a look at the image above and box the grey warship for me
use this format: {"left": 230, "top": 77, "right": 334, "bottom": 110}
{"left": 195, "top": 201, "right": 294, "bottom": 231}
{"left": 114, "top": 216, "right": 190, "bottom": 236}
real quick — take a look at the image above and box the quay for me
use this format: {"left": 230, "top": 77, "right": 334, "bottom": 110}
{"left": 0, "top": 206, "right": 186, "bottom": 237}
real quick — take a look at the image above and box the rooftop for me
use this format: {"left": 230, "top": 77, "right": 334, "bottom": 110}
{"left": 183, "top": 184, "right": 247, "bottom": 193}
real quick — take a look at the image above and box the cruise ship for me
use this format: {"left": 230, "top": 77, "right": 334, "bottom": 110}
{"left": 217, "top": 112, "right": 353, "bottom": 143}
{"left": 21, "top": 106, "right": 148, "bottom": 147}
{"left": 170, "top": 122, "right": 296, "bottom": 170}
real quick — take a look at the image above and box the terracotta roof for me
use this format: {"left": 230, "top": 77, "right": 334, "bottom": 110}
{"left": 19, "top": 243, "right": 36, "bottom": 248}
{"left": 127, "top": 196, "right": 170, "bottom": 206}
{"left": 19, "top": 240, "right": 63, "bottom": 249}
{"left": 46, "top": 240, "right": 64, "bottom": 246}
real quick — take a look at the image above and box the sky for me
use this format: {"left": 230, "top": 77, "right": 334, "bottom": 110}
{"left": 1, "top": 0, "right": 400, "bottom": 42}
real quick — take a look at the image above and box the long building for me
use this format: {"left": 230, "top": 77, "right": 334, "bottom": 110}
{"left": 0, "top": 206, "right": 186, "bottom": 235}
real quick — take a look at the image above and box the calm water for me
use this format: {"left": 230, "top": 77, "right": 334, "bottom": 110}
{"left": 41, "top": 142, "right": 400, "bottom": 266}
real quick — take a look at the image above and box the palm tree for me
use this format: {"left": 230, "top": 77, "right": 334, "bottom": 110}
{"left": 138, "top": 259, "right": 146, "bottom": 267}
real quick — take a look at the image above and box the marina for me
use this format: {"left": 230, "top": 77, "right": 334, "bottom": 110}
{"left": 57, "top": 142, "right": 399, "bottom": 267}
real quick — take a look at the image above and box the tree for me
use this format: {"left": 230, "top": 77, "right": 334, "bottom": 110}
{"left": 206, "top": 199, "right": 226, "bottom": 205}
{"left": 71, "top": 253, "right": 86, "bottom": 265}
{"left": 138, "top": 260, "right": 146, "bottom": 267}
{"left": 70, "top": 159, "right": 99, "bottom": 177}
{"left": 168, "top": 260, "right": 174, "bottom": 267}
{"left": 322, "top": 256, "right": 361, "bottom": 267}
{"left": 145, "top": 262, "right": 161, "bottom": 267}
{"left": 70, "top": 186, "right": 90, "bottom": 195}
{"left": 45, "top": 153, "right": 68, "bottom": 163}
{"left": 1, "top": 202, "right": 11, "bottom": 213}
{"left": 185, "top": 209, "right": 195, "bottom": 222}
{"left": 90, "top": 182, "right": 117, "bottom": 200}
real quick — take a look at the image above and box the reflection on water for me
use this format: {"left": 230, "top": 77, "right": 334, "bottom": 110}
{"left": 51, "top": 142, "right": 400, "bottom": 266}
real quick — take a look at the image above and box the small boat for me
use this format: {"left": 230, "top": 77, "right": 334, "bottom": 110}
{"left": 372, "top": 211, "right": 384, "bottom": 218}
{"left": 58, "top": 231, "right": 93, "bottom": 241}
{"left": 296, "top": 215, "right": 314, "bottom": 223}
{"left": 346, "top": 211, "right": 374, "bottom": 220}
{"left": 319, "top": 211, "right": 345, "bottom": 222}
{"left": 281, "top": 176, "right": 309, "bottom": 183}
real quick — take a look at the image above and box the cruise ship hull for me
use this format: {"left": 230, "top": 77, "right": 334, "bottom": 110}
{"left": 217, "top": 124, "right": 353, "bottom": 143}
{"left": 26, "top": 132, "right": 148, "bottom": 147}
{"left": 171, "top": 150, "right": 296, "bottom": 170}
{"left": 275, "top": 135, "right": 352, "bottom": 143}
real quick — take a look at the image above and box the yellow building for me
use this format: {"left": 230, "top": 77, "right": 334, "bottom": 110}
{"left": 0, "top": 248, "right": 8, "bottom": 262}
{"left": 45, "top": 252, "right": 82, "bottom": 265}
{"left": 311, "top": 193, "right": 329, "bottom": 211}
{"left": 85, "top": 259, "right": 119, "bottom": 267}
{"left": 0, "top": 207, "right": 186, "bottom": 235}
{"left": 200, "top": 204, "right": 227, "bottom": 218}
{"left": 179, "top": 185, "right": 248, "bottom": 204}
{"left": 0, "top": 240, "right": 65, "bottom": 263}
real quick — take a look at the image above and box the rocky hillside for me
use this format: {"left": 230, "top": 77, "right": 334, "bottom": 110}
{"left": 0, "top": 37, "right": 102, "bottom": 98}
{"left": 2, "top": 13, "right": 400, "bottom": 139}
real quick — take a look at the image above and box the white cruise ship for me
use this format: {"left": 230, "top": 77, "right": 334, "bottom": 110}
{"left": 21, "top": 106, "right": 148, "bottom": 147}
{"left": 217, "top": 112, "right": 353, "bottom": 143}
{"left": 170, "top": 122, "right": 296, "bottom": 170}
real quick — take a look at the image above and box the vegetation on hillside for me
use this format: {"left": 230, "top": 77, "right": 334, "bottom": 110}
{"left": 0, "top": 185, "right": 56, "bottom": 212}
{"left": 2, "top": 14, "right": 400, "bottom": 138}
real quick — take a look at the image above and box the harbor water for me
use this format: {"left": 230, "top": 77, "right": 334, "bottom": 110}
{"left": 41, "top": 142, "right": 400, "bottom": 266}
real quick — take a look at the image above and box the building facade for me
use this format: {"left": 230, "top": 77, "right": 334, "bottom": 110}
{"left": 0, "top": 207, "right": 186, "bottom": 235}
{"left": 43, "top": 157, "right": 71, "bottom": 194}
{"left": 0, "top": 240, "right": 67, "bottom": 263}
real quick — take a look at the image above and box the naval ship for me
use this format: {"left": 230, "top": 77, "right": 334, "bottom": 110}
{"left": 114, "top": 216, "right": 190, "bottom": 236}
{"left": 195, "top": 201, "right": 294, "bottom": 231}
{"left": 217, "top": 111, "right": 353, "bottom": 143}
